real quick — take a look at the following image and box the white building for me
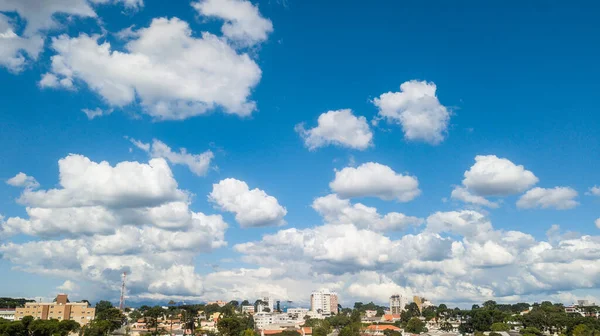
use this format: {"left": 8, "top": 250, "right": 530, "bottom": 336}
{"left": 390, "top": 294, "right": 407, "bottom": 314}
{"left": 242, "top": 305, "right": 255, "bottom": 314}
{"left": 0, "top": 309, "right": 16, "bottom": 321}
{"left": 254, "top": 313, "right": 273, "bottom": 329}
{"left": 287, "top": 308, "right": 309, "bottom": 318}
{"left": 310, "top": 289, "right": 338, "bottom": 315}
{"left": 257, "top": 295, "right": 275, "bottom": 313}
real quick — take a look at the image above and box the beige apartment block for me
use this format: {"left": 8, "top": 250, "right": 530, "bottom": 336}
{"left": 15, "top": 294, "right": 96, "bottom": 326}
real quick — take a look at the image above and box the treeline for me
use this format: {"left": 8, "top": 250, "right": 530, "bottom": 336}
{"left": 0, "top": 298, "right": 35, "bottom": 309}
{"left": 0, "top": 317, "right": 79, "bottom": 336}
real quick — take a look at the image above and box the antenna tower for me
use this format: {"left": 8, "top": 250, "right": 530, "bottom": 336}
{"left": 119, "top": 272, "right": 127, "bottom": 311}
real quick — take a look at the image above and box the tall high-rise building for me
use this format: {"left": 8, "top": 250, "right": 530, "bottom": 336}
{"left": 310, "top": 289, "right": 338, "bottom": 315}
{"left": 389, "top": 294, "right": 407, "bottom": 314}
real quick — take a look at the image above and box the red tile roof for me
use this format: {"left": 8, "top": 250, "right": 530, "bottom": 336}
{"left": 366, "top": 325, "right": 401, "bottom": 331}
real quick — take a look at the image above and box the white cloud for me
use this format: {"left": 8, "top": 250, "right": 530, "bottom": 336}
{"left": 596, "top": 219, "right": 600, "bottom": 229}
{"left": 329, "top": 162, "right": 420, "bottom": 201}
{"left": 0, "top": 0, "right": 96, "bottom": 35}
{"left": 129, "top": 138, "right": 214, "bottom": 176}
{"left": 6, "top": 172, "right": 39, "bottom": 189}
{"left": 19, "top": 154, "right": 186, "bottom": 208}
{"left": 82, "top": 107, "right": 113, "bottom": 119}
{"left": 462, "top": 155, "right": 539, "bottom": 197}
{"left": 192, "top": 0, "right": 273, "bottom": 47}
{"left": 0, "top": 154, "right": 228, "bottom": 301}
{"left": 295, "top": 109, "right": 373, "bottom": 150}
{"left": 89, "top": 0, "right": 143, "bottom": 9}
{"left": 587, "top": 186, "right": 600, "bottom": 197}
{"left": 425, "top": 210, "right": 494, "bottom": 242}
{"left": 41, "top": 17, "right": 263, "bottom": 120}
{"left": 312, "top": 194, "right": 422, "bottom": 231}
{"left": 57, "top": 280, "right": 78, "bottom": 292}
{"left": 450, "top": 186, "right": 499, "bottom": 208}
{"left": 373, "top": 80, "right": 450, "bottom": 144}
{"left": 209, "top": 178, "right": 287, "bottom": 227}
{"left": 0, "top": 14, "right": 43, "bottom": 72}
{"left": 517, "top": 187, "right": 579, "bottom": 210}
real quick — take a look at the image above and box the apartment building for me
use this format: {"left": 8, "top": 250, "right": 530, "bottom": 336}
{"left": 310, "top": 289, "right": 338, "bottom": 315}
{"left": 389, "top": 294, "right": 407, "bottom": 314}
{"left": 15, "top": 294, "right": 95, "bottom": 326}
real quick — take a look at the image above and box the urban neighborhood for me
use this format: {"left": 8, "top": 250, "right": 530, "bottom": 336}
{"left": 1, "top": 290, "right": 600, "bottom": 336}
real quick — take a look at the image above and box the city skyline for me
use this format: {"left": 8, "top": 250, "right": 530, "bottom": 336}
{"left": 1, "top": 0, "right": 600, "bottom": 308}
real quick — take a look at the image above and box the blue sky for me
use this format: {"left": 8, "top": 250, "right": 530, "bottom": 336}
{"left": 0, "top": 0, "right": 599, "bottom": 307}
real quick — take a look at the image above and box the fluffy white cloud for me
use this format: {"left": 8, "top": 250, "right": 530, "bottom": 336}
{"left": 57, "top": 280, "right": 78, "bottom": 292}
{"left": 373, "top": 80, "right": 450, "bottom": 144}
{"left": 462, "top": 155, "right": 539, "bottom": 197}
{"left": 517, "top": 187, "right": 579, "bottom": 210}
{"left": 295, "top": 109, "right": 373, "bottom": 150}
{"left": 312, "top": 194, "right": 422, "bottom": 231}
{"left": 329, "top": 162, "right": 420, "bottom": 201}
{"left": 596, "top": 219, "right": 600, "bottom": 229}
{"left": 0, "top": 14, "right": 43, "bottom": 72}
{"left": 192, "top": 0, "right": 272, "bottom": 46}
{"left": 0, "top": 0, "right": 96, "bottom": 35}
{"left": 425, "top": 210, "right": 494, "bottom": 242}
{"left": 0, "top": 153, "right": 228, "bottom": 300}
{"left": 41, "top": 17, "right": 263, "bottom": 120}
{"left": 19, "top": 154, "right": 186, "bottom": 208}
{"left": 450, "top": 186, "right": 499, "bottom": 208}
{"left": 6, "top": 172, "right": 39, "bottom": 189}
{"left": 587, "top": 186, "right": 600, "bottom": 197}
{"left": 209, "top": 178, "right": 287, "bottom": 227}
{"left": 129, "top": 138, "right": 214, "bottom": 176}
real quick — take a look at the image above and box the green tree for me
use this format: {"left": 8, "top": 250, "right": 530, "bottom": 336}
{"left": 217, "top": 317, "right": 243, "bottom": 336}
{"left": 129, "top": 309, "right": 142, "bottom": 322}
{"left": 242, "top": 329, "right": 259, "bottom": 336}
{"left": 144, "top": 306, "right": 166, "bottom": 335}
{"left": 406, "top": 318, "right": 426, "bottom": 334}
{"left": 339, "top": 322, "right": 362, "bottom": 336}
{"left": 57, "top": 320, "right": 80, "bottom": 336}
{"left": 21, "top": 316, "right": 34, "bottom": 330}
{"left": 94, "top": 300, "right": 114, "bottom": 315}
{"left": 81, "top": 320, "right": 112, "bottom": 336}
{"left": 491, "top": 322, "right": 510, "bottom": 332}
{"left": 96, "top": 307, "right": 125, "bottom": 331}
{"left": 438, "top": 304, "right": 448, "bottom": 312}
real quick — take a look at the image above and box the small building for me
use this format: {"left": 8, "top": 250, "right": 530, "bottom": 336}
{"left": 14, "top": 294, "right": 95, "bottom": 326}
{"left": 242, "top": 305, "right": 256, "bottom": 314}
{"left": 0, "top": 309, "right": 16, "bottom": 321}
{"left": 364, "top": 324, "right": 402, "bottom": 336}
{"left": 207, "top": 300, "right": 228, "bottom": 307}
{"left": 381, "top": 314, "right": 401, "bottom": 323}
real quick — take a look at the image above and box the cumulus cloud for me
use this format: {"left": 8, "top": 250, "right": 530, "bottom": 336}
{"left": 192, "top": 0, "right": 273, "bottom": 47}
{"left": 0, "top": 14, "right": 44, "bottom": 72}
{"left": 295, "top": 109, "right": 373, "bottom": 150}
{"left": 517, "top": 187, "right": 579, "bottom": 210}
{"left": 0, "top": 0, "right": 140, "bottom": 72}
{"left": 312, "top": 194, "right": 422, "bottom": 231}
{"left": 462, "top": 155, "right": 538, "bottom": 197}
{"left": 587, "top": 186, "right": 600, "bottom": 197}
{"left": 18, "top": 154, "right": 186, "bottom": 209}
{"left": 373, "top": 80, "right": 450, "bottom": 144}
{"left": 596, "top": 219, "right": 600, "bottom": 229}
{"left": 450, "top": 187, "right": 499, "bottom": 208}
{"left": 40, "top": 17, "right": 263, "bottom": 120}
{"left": 129, "top": 138, "right": 214, "bottom": 176}
{"left": 0, "top": 154, "right": 228, "bottom": 300}
{"left": 329, "top": 162, "right": 420, "bottom": 202}
{"left": 209, "top": 178, "right": 287, "bottom": 227}
{"left": 57, "top": 280, "right": 78, "bottom": 292}
{"left": 6, "top": 172, "right": 39, "bottom": 189}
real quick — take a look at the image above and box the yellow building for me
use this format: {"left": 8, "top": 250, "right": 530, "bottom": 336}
{"left": 15, "top": 294, "right": 96, "bottom": 326}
